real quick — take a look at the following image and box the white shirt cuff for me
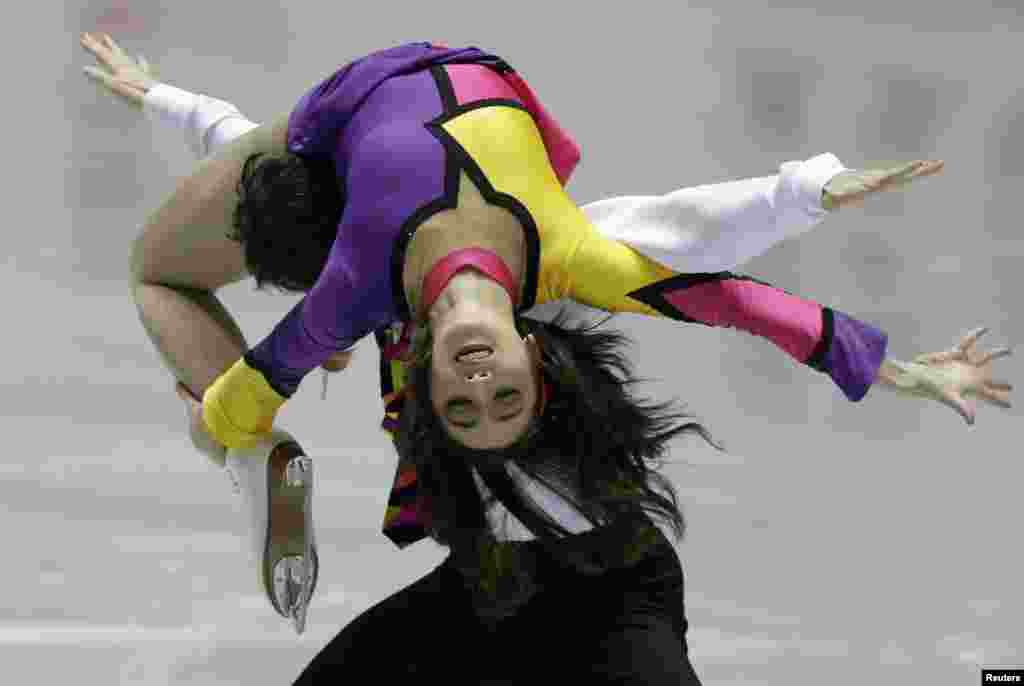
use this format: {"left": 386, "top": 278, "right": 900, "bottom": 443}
{"left": 142, "top": 83, "right": 249, "bottom": 158}
{"left": 779, "top": 152, "right": 847, "bottom": 218}
{"left": 142, "top": 83, "right": 195, "bottom": 126}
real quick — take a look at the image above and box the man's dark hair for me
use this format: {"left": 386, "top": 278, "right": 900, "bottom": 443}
{"left": 394, "top": 311, "right": 724, "bottom": 620}
{"left": 229, "top": 152, "right": 344, "bottom": 293}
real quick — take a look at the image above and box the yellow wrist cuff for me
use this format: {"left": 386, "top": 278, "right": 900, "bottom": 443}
{"left": 202, "top": 357, "right": 286, "bottom": 449}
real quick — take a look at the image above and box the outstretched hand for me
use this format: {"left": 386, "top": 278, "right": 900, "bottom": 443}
{"left": 823, "top": 160, "right": 945, "bottom": 210}
{"left": 893, "top": 327, "right": 1013, "bottom": 426}
{"left": 80, "top": 31, "right": 156, "bottom": 109}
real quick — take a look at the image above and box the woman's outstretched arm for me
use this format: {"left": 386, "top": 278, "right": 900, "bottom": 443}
{"left": 566, "top": 227, "right": 1013, "bottom": 425}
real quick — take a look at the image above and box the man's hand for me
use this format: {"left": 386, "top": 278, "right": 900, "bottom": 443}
{"left": 823, "top": 160, "right": 944, "bottom": 210}
{"left": 80, "top": 31, "right": 156, "bottom": 109}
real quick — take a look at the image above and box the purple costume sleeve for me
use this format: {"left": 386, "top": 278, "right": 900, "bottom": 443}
{"left": 819, "top": 309, "right": 888, "bottom": 401}
{"left": 245, "top": 263, "right": 373, "bottom": 397}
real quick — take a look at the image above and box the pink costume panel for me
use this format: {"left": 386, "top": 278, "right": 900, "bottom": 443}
{"left": 662, "top": 279, "right": 823, "bottom": 362}
{"left": 444, "top": 63, "right": 580, "bottom": 186}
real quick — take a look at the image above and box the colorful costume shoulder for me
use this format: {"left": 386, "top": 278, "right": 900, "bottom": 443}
{"left": 202, "top": 43, "right": 581, "bottom": 448}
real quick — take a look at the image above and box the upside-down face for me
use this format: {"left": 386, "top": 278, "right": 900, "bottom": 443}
{"left": 429, "top": 304, "right": 542, "bottom": 450}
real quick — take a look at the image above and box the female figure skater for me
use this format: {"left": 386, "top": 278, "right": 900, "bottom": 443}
{"left": 80, "top": 32, "right": 1012, "bottom": 660}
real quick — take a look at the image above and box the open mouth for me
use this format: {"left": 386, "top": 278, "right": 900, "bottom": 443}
{"left": 456, "top": 344, "right": 493, "bottom": 363}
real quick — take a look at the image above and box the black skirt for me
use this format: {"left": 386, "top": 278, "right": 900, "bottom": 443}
{"left": 294, "top": 521, "right": 702, "bottom": 685}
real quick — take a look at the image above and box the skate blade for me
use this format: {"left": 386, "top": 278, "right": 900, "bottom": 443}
{"left": 263, "top": 443, "right": 317, "bottom": 632}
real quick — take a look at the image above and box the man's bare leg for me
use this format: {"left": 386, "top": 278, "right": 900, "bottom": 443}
{"left": 125, "top": 118, "right": 319, "bottom": 633}
{"left": 132, "top": 282, "right": 247, "bottom": 400}
{"left": 127, "top": 119, "right": 275, "bottom": 396}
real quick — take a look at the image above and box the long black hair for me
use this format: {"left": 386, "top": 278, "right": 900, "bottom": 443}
{"left": 229, "top": 151, "right": 344, "bottom": 292}
{"left": 394, "top": 310, "right": 723, "bottom": 620}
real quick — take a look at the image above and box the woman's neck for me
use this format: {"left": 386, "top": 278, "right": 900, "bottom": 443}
{"left": 424, "top": 269, "right": 516, "bottom": 329}
{"left": 403, "top": 172, "right": 526, "bottom": 317}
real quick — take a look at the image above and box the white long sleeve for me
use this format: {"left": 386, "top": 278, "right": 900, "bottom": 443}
{"left": 143, "top": 83, "right": 259, "bottom": 159}
{"left": 581, "top": 152, "right": 845, "bottom": 274}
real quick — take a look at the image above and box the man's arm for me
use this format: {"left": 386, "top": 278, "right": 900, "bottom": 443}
{"left": 578, "top": 153, "right": 844, "bottom": 274}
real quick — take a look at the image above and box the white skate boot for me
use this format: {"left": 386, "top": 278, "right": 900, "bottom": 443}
{"left": 225, "top": 429, "right": 318, "bottom": 634}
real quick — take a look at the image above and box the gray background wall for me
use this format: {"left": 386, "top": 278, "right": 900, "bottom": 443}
{"left": 8, "top": 1, "right": 1019, "bottom": 683}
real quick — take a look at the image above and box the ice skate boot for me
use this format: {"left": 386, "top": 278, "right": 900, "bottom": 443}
{"left": 225, "top": 429, "right": 318, "bottom": 634}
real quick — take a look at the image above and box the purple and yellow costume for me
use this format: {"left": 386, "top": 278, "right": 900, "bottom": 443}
{"left": 201, "top": 43, "right": 888, "bottom": 548}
